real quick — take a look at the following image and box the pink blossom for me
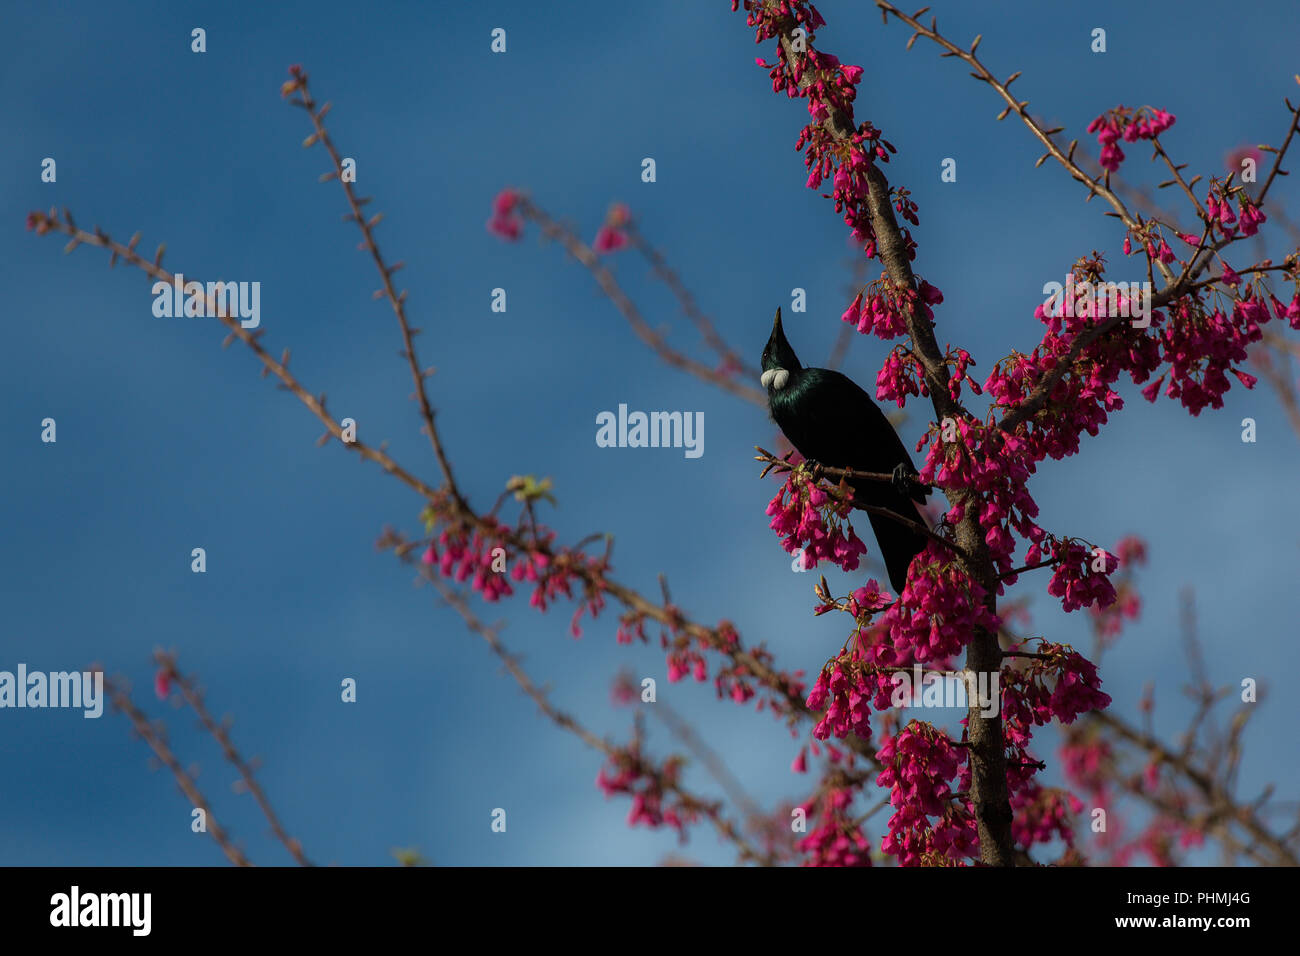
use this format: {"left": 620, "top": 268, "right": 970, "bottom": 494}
{"left": 487, "top": 189, "right": 524, "bottom": 241}
{"left": 798, "top": 786, "right": 873, "bottom": 867}
{"left": 766, "top": 472, "right": 867, "bottom": 572}
{"left": 593, "top": 225, "right": 628, "bottom": 254}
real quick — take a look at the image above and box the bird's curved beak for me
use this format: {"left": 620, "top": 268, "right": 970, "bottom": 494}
{"left": 762, "top": 306, "right": 801, "bottom": 375}
{"left": 767, "top": 307, "right": 791, "bottom": 354}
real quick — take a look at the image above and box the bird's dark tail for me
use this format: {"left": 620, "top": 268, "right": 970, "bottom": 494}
{"left": 864, "top": 502, "right": 929, "bottom": 594}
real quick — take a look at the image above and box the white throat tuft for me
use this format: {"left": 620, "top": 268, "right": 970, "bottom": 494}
{"left": 761, "top": 368, "right": 790, "bottom": 391}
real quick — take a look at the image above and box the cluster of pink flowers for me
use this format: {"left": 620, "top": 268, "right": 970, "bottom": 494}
{"left": 874, "top": 723, "right": 961, "bottom": 803}
{"left": 805, "top": 581, "right": 970, "bottom": 742}
{"left": 986, "top": 268, "right": 1153, "bottom": 444}
{"left": 700, "top": 621, "right": 770, "bottom": 706}
{"left": 806, "top": 654, "right": 874, "bottom": 741}
{"left": 893, "top": 186, "right": 919, "bottom": 227}
{"left": 1087, "top": 105, "right": 1176, "bottom": 172}
{"left": 944, "top": 346, "right": 981, "bottom": 402}
{"left": 1061, "top": 730, "right": 1208, "bottom": 866}
{"left": 1002, "top": 642, "right": 1113, "bottom": 727}
{"left": 736, "top": 0, "right": 917, "bottom": 262}
{"left": 958, "top": 242, "right": 1289, "bottom": 608}
{"left": 875, "top": 346, "right": 927, "bottom": 406}
{"left": 917, "top": 421, "right": 1039, "bottom": 578}
{"left": 1010, "top": 781, "right": 1084, "bottom": 850}
{"left": 1035, "top": 538, "right": 1118, "bottom": 612}
{"left": 1090, "top": 535, "right": 1146, "bottom": 640}
{"left": 803, "top": 574, "right": 956, "bottom": 741}
{"left": 508, "top": 541, "right": 607, "bottom": 634}
{"left": 818, "top": 120, "right": 901, "bottom": 259}
{"left": 927, "top": 806, "right": 980, "bottom": 863}
{"left": 876, "top": 723, "right": 977, "bottom": 864}
{"left": 1122, "top": 231, "right": 1176, "bottom": 264}
{"left": 986, "top": 332, "right": 1133, "bottom": 455}
{"left": 486, "top": 188, "right": 524, "bottom": 240}
{"left": 842, "top": 279, "right": 943, "bottom": 341}
{"left": 659, "top": 609, "right": 806, "bottom": 718}
{"left": 424, "top": 492, "right": 809, "bottom": 720}
{"left": 959, "top": 246, "right": 1270, "bottom": 605}
{"left": 420, "top": 512, "right": 609, "bottom": 636}
{"left": 615, "top": 610, "right": 649, "bottom": 646}
{"left": 1140, "top": 292, "right": 1274, "bottom": 415}
{"left": 596, "top": 746, "right": 692, "bottom": 836}
{"left": 1060, "top": 735, "right": 1114, "bottom": 796}
{"left": 422, "top": 524, "right": 516, "bottom": 602}
{"left": 995, "top": 644, "right": 1111, "bottom": 841}
{"left": 797, "top": 786, "right": 873, "bottom": 866}
{"left": 666, "top": 644, "right": 709, "bottom": 684}
{"left": 873, "top": 544, "right": 1000, "bottom": 661}
{"left": 1204, "top": 182, "right": 1268, "bottom": 239}
{"left": 765, "top": 471, "right": 867, "bottom": 571}
{"left": 874, "top": 337, "right": 984, "bottom": 408}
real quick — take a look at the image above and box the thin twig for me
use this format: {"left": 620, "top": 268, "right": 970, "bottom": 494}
{"left": 519, "top": 200, "right": 768, "bottom": 406}
{"left": 156, "top": 652, "right": 313, "bottom": 866}
{"left": 102, "top": 672, "right": 253, "bottom": 866}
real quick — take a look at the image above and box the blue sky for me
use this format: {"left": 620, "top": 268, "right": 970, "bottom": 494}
{"left": 2, "top": 0, "right": 1297, "bottom": 866}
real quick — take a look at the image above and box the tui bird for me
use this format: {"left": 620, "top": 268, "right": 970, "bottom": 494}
{"left": 761, "top": 308, "right": 929, "bottom": 592}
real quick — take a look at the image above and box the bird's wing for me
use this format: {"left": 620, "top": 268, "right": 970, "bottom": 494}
{"left": 791, "top": 370, "right": 924, "bottom": 493}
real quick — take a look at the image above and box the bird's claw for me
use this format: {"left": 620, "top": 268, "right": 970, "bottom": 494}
{"left": 892, "top": 462, "right": 918, "bottom": 496}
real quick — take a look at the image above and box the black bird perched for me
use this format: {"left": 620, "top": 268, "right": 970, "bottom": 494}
{"left": 762, "top": 308, "right": 929, "bottom": 592}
